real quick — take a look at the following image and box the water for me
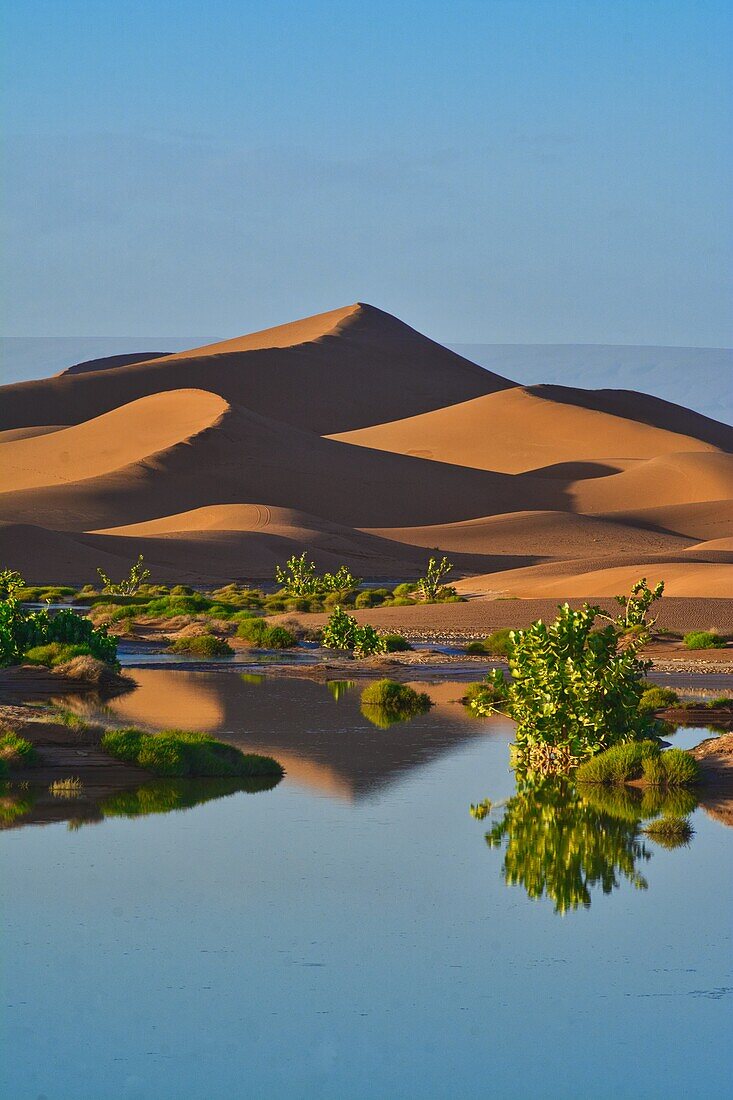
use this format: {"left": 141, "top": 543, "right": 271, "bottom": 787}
{"left": 2, "top": 671, "right": 731, "bottom": 1099}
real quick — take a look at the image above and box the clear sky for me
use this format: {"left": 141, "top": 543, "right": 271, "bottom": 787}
{"left": 3, "top": 0, "right": 731, "bottom": 345}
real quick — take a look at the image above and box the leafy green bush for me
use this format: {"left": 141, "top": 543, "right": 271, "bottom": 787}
{"left": 683, "top": 631, "right": 726, "bottom": 650}
{"left": 382, "top": 634, "right": 412, "bottom": 652}
{"left": 0, "top": 731, "right": 37, "bottom": 768}
{"left": 102, "top": 727, "right": 284, "bottom": 778}
{"left": 275, "top": 553, "right": 361, "bottom": 597}
{"left": 471, "top": 590, "right": 661, "bottom": 758}
{"left": 236, "top": 618, "right": 296, "bottom": 649}
{"left": 392, "top": 583, "right": 416, "bottom": 598}
{"left": 321, "top": 606, "right": 387, "bottom": 657}
{"left": 167, "top": 634, "right": 234, "bottom": 658}
{"left": 416, "top": 557, "right": 453, "bottom": 601}
{"left": 0, "top": 574, "right": 117, "bottom": 668}
{"left": 97, "top": 554, "right": 151, "bottom": 596}
{"left": 638, "top": 685, "right": 680, "bottom": 714}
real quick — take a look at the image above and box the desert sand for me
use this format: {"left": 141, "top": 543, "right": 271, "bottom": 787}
{"left": 0, "top": 302, "right": 731, "bottom": 600}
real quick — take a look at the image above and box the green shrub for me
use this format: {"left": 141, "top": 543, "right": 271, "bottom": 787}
{"left": 275, "top": 553, "right": 361, "bottom": 597}
{"left": 390, "top": 597, "right": 416, "bottom": 607}
{"left": 354, "top": 591, "right": 373, "bottom": 609}
{"left": 683, "top": 631, "right": 726, "bottom": 650}
{"left": 236, "top": 618, "right": 296, "bottom": 649}
{"left": 0, "top": 731, "right": 37, "bottom": 768}
{"left": 0, "top": 577, "right": 117, "bottom": 668}
{"left": 321, "top": 606, "right": 387, "bottom": 657}
{"left": 638, "top": 685, "right": 680, "bottom": 714}
{"left": 167, "top": 634, "right": 233, "bottom": 658}
{"left": 482, "top": 629, "right": 514, "bottom": 657}
{"left": 102, "top": 727, "right": 284, "bottom": 778}
{"left": 143, "top": 594, "right": 214, "bottom": 617}
{"left": 473, "top": 588, "right": 662, "bottom": 758}
{"left": 263, "top": 626, "right": 297, "bottom": 649}
{"left": 465, "top": 640, "right": 488, "bottom": 655}
{"left": 360, "top": 680, "right": 431, "bottom": 726}
{"left": 392, "top": 583, "right": 416, "bottom": 598}
{"left": 361, "top": 680, "right": 430, "bottom": 712}
{"left": 383, "top": 634, "right": 412, "bottom": 652}
{"left": 415, "top": 557, "right": 453, "bottom": 601}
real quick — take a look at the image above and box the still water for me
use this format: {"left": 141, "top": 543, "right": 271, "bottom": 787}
{"left": 2, "top": 671, "right": 731, "bottom": 1099}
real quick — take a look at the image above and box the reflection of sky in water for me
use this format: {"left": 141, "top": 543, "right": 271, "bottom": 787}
{"left": 2, "top": 671, "right": 731, "bottom": 1099}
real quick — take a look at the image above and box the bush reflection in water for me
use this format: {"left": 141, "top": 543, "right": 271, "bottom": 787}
{"left": 0, "top": 774, "right": 282, "bottom": 831}
{"left": 471, "top": 774, "right": 698, "bottom": 914}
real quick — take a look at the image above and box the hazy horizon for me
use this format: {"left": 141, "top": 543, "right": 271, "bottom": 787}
{"left": 3, "top": 333, "right": 730, "bottom": 425}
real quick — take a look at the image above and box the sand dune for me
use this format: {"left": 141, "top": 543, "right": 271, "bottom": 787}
{"left": 0, "top": 389, "right": 227, "bottom": 492}
{"left": 0, "top": 303, "right": 509, "bottom": 436}
{"left": 368, "top": 510, "right": 692, "bottom": 558}
{"left": 331, "top": 386, "right": 717, "bottom": 474}
{"left": 0, "top": 400, "right": 568, "bottom": 532}
{"left": 456, "top": 560, "right": 733, "bottom": 599}
{"left": 573, "top": 451, "right": 733, "bottom": 512}
{"left": 0, "top": 304, "right": 730, "bottom": 596}
{"left": 0, "top": 425, "right": 66, "bottom": 443}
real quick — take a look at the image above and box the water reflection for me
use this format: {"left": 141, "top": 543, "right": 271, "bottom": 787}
{"left": 0, "top": 775, "right": 281, "bottom": 832}
{"left": 78, "top": 670, "right": 488, "bottom": 800}
{"left": 327, "top": 679, "right": 357, "bottom": 701}
{"left": 472, "top": 775, "right": 701, "bottom": 913}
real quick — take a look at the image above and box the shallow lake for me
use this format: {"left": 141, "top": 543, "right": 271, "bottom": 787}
{"left": 2, "top": 671, "right": 732, "bottom": 1099}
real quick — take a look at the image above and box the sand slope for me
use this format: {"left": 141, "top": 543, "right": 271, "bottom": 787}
{"left": 331, "top": 386, "right": 717, "bottom": 474}
{"left": 0, "top": 304, "right": 731, "bottom": 593}
{"left": 0, "top": 390, "right": 227, "bottom": 490}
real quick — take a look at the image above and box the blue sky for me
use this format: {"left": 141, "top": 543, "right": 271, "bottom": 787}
{"left": 3, "top": 0, "right": 731, "bottom": 344}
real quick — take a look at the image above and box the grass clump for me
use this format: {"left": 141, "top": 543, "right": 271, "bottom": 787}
{"left": 576, "top": 741, "right": 699, "bottom": 787}
{"left": 23, "top": 642, "right": 95, "bottom": 667}
{"left": 0, "top": 731, "right": 37, "bottom": 769}
{"left": 102, "top": 727, "right": 284, "bottom": 778}
{"left": 17, "top": 585, "right": 76, "bottom": 602}
{"left": 49, "top": 777, "right": 84, "bottom": 797}
{"left": 382, "top": 634, "right": 412, "bottom": 652}
{"left": 361, "top": 680, "right": 431, "bottom": 718}
{"left": 683, "top": 631, "right": 726, "bottom": 650}
{"left": 638, "top": 685, "right": 680, "bottom": 714}
{"left": 167, "top": 634, "right": 234, "bottom": 658}
{"left": 236, "top": 618, "right": 297, "bottom": 649}
{"left": 642, "top": 816, "right": 694, "bottom": 848}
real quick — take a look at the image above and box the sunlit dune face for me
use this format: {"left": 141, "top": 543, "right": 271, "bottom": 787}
{"left": 0, "top": 389, "right": 227, "bottom": 491}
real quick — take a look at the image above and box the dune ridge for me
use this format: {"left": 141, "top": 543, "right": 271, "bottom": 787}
{"left": 0, "top": 303, "right": 730, "bottom": 595}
